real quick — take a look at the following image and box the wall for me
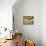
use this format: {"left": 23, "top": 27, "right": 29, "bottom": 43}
{"left": 13, "top": 0, "right": 41, "bottom": 46}
{"left": 41, "top": 0, "right": 46, "bottom": 46}
{"left": 0, "top": 0, "right": 16, "bottom": 30}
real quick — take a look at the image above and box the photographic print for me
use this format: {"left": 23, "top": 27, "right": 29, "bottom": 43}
{"left": 23, "top": 16, "right": 34, "bottom": 25}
